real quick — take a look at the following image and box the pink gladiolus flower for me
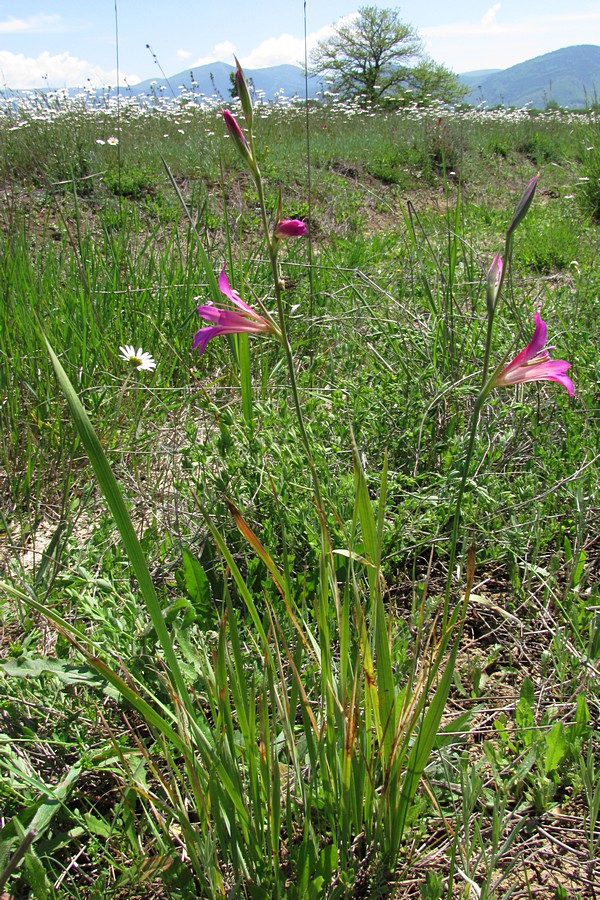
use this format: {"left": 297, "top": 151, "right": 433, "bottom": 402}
{"left": 274, "top": 218, "right": 307, "bottom": 239}
{"left": 492, "top": 312, "right": 574, "bottom": 395}
{"left": 193, "top": 269, "right": 278, "bottom": 354}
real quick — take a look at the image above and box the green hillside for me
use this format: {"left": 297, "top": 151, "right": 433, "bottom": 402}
{"left": 461, "top": 44, "right": 600, "bottom": 108}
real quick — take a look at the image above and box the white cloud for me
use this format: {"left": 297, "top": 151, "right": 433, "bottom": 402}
{"left": 481, "top": 4, "right": 502, "bottom": 29}
{"left": 239, "top": 23, "right": 339, "bottom": 69}
{"left": 215, "top": 41, "right": 237, "bottom": 59}
{"left": 191, "top": 40, "right": 237, "bottom": 67}
{"left": 423, "top": 8, "right": 600, "bottom": 40}
{"left": 422, "top": 7, "right": 600, "bottom": 70}
{"left": 0, "top": 50, "right": 139, "bottom": 89}
{"left": 174, "top": 15, "right": 358, "bottom": 75}
{"left": 176, "top": 49, "right": 193, "bottom": 61}
{"left": 240, "top": 33, "right": 305, "bottom": 68}
{"left": 0, "top": 13, "right": 70, "bottom": 34}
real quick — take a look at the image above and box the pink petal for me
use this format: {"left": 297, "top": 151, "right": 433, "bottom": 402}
{"left": 196, "top": 304, "right": 255, "bottom": 328}
{"left": 222, "top": 109, "right": 248, "bottom": 147}
{"left": 492, "top": 313, "right": 574, "bottom": 395}
{"left": 550, "top": 373, "right": 575, "bottom": 395}
{"left": 192, "top": 325, "right": 225, "bottom": 353}
{"left": 487, "top": 253, "right": 503, "bottom": 284}
{"left": 218, "top": 269, "right": 258, "bottom": 316}
{"left": 511, "top": 359, "right": 574, "bottom": 395}
{"left": 501, "top": 312, "right": 547, "bottom": 375}
{"left": 274, "top": 218, "right": 307, "bottom": 238}
{"left": 192, "top": 320, "right": 269, "bottom": 353}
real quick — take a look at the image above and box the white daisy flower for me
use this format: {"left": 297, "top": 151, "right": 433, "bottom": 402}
{"left": 107, "top": 136, "right": 119, "bottom": 145}
{"left": 119, "top": 345, "right": 156, "bottom": 371}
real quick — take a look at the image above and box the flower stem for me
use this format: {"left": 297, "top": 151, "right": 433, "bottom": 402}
{"left": 442, "top": 388, "right": 486, "bottom": 626}
{"left": 247, "top": 139, "right": 326, "bottom": 517}
{"left": 249, "top": 144, "right": 335, "bottom": 613}
{"left": 442, "top": 292, "right": 504, "bottom": 625}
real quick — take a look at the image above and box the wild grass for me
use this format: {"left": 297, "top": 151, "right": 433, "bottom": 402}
{"left": 1, "top": 90, "right": 599, "bottom": 898}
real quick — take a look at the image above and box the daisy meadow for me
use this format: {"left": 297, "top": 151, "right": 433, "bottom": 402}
{"left": 119, "top": 345, "right": 156, "bottom": 371}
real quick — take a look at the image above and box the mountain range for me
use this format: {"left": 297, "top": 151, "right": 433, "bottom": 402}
{"left": 459, "top": 44, "right": 600, "bottom": 108}
{"left": 128, "top": 44, "right": 599, "bottom": 110}
{"left": 130, "top": 61, "right": 321, "bottom": 102}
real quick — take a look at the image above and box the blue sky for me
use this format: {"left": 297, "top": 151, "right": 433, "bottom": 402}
{"left": 1, "top": 1, "right": 598, "bottom": 89}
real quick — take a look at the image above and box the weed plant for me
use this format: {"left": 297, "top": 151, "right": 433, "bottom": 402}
{"left": 1, "top": 77, "right": 599, "bottom": 898}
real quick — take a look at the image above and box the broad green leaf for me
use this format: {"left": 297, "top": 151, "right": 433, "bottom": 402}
{"left": 545, "top": 722, "right": 567, "bottom": 773}
{"left": 182, "top": 547, "right": 217, "bottom": 629}
{"left": 0, "top": 655, "right": 107, "bottom": 690}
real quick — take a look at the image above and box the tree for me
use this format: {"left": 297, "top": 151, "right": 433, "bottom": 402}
{"left": 229, "top": 69, "right": 254, "bottom": 99}
{"left": 310, "top": 6, "right": 423, "bottom": 105}
{"left": 402, "top": 59, "right": 469, "bottom": 106}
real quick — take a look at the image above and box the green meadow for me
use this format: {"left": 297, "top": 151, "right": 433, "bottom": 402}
{"left": 1, "top": 90, "right": 599, "bottom": 898}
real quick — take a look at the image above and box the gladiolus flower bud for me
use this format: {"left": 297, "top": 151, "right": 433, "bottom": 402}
{"left": 234, "top": 57, "right": 253, "bottom": 130}
{"left": 274, "top": 219, "right": 307, "bottom": 239}
{"left": 223, "top": 109, "right": 253, "bottom": 166}
{"left": 486, "top": 253, "right": 503, "bottom": 312}
{"left": 507, "top": 175, "right": 539, "bottom": 239}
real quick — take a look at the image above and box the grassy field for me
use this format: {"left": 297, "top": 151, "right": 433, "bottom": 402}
{"left": 1, "top": 87, "right": 599, "bottom": 898}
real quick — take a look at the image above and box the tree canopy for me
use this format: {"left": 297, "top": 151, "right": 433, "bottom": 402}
{"left": 310, "top": 6, "right": 422, "bottom": 104}
{"left": 402, "top": 59, "right": 469, "bottom": 106}
{"left": 310, "top": 6, "right": 465, "bottom": 107}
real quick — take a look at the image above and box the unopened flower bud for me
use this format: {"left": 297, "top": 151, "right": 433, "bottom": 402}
{"left": 234, "top": 58, "right": 253, "bottom": 130}
{"left": 486, "top": 253, "right": 503, "bottom": 312}
{"left": 507, "top": 175, "right": 539, "bottom": 239}
{"left": 223, "top": 109, "right": 253, "bottom": 166}
{"left": 274, "top": 218, "right": 307, "bottom": 239}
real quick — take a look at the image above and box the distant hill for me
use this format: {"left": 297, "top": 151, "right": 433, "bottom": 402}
{"left": 131, "top": 62, "right": 322, "bottom": 102}
{"left": 459, "top": 45, "right": 600, "bottom": 108}
{"left": 458, "top": 70, "right": 502, "bottom": 96}
{"left": 132, "top": 46, "right": 599, "bottom": 110}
